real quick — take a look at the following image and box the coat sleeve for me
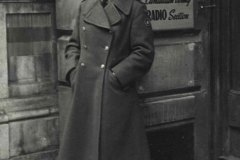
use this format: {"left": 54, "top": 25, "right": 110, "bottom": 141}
{"left": 64, "top": 5, "right": 81, "bottom": 84}
{"left": 112, "top": 2, "right": 154, "bottom": 88}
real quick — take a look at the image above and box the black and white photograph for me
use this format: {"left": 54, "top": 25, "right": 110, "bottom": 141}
{"left": 0, "top": 0, "right": 239, "bottom": 160}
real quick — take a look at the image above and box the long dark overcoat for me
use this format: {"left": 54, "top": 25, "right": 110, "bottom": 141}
{"left": 58, "top": 0, "right": 154, "bottom": 160}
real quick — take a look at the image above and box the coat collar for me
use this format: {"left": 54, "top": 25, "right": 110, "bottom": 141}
{"left": 112, "top": 0, "right": 133, "bottom": 15}
{"left": 82, "top": 0, "right": 133, "bottom": 29}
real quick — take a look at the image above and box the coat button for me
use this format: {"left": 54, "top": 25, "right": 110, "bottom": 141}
{"left": 109, "top": 30, "right": 113, "bottom": 34}
{"left": 80, "top": 62, "right": 85, "bottom": 67}
{"left": 104, "top": 46, "right": 109, "bottom": 51}
{"left": 82, "top": 26, "right": 86, "bottom": 31}
{"left": 100, "top": 64, "right": 105, "bottom": 69}
{"left": 83, "top": 45, "right": 87, "bottom": 49}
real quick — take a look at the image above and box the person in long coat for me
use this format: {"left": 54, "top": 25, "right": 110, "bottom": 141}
{"left": 58, "top": 0, "right": 154, "bottom": 159}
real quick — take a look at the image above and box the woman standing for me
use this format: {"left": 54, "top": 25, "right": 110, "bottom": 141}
{"left": 58, "top": 0, "right": 154, "bottom": 159}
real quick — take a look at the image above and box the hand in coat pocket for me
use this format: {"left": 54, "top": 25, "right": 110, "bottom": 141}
{"left": 108, "top": 69, "right": 122, "bottom": 90}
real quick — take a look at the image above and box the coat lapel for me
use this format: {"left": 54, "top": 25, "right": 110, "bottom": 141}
{"left": 104, "top": 1, "right": 121, "bottom": 26}
{"left": 83, "top": 0, "right": 134, "bottom": 29}
{"left": 112, "top": 0, "right": 133, "bottom": 15}
{"left": 83, "top": 0, "right": 110, "bottom": 29}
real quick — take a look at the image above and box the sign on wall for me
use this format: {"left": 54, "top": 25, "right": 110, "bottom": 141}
{"left": 142, "top": 0, "right": 194, "bottom": 30}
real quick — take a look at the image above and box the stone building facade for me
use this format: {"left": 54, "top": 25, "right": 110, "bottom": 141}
{"left": 0, "top": 0, "right": 58, "bottom": 159}
{"left": 0, "top": 0, "right": 240, "bottom": 160}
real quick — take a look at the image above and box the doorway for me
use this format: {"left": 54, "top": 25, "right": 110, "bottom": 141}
{"left": 212, "top": 0, "right": 240, "bottom": 159}
{"left": 139, "top": 1, "right": 213, "bottom": 160}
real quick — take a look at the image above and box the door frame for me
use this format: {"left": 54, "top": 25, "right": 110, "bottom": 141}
{"left": 211, "top": 0, "right": 231, "bottom": 159}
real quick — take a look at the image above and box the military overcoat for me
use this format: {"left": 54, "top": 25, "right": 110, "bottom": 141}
{"left": 58, "top": 0, "right": 154, "bottom": 160}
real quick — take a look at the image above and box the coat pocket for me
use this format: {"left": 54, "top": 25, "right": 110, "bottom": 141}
{"left": 107, "top": 69, "right": 122, "bottom": 90}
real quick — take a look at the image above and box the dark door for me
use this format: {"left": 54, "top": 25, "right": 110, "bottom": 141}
{"left": 214, "top": 0, "right": 240, "bottom": 159}
{"left": 138, "top": 1, "right": 212, "bottom": 160}
{"left": 228, "top": 1, "right": 240, "bottom": 158}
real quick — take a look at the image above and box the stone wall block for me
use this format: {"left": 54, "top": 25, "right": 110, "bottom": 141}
{"left": 9, "top": 117, "right": 59, "bottom": 157}
{"left": 0, "top": 123, "right": 9, "bottom": 160}
{"left": 16, "top": 56, "right": 35, "bottom": 83}
{"left": 0, "top": 4, "right": 9, "bottom": 98}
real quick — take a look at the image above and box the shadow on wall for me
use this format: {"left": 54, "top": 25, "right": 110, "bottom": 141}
{"left": 147, "top": 123, "right": 194, "bottom": 160}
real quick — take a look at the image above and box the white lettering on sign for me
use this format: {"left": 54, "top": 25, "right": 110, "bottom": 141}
{"left": 142, "top": 0, "right": 194, "bottom": 30}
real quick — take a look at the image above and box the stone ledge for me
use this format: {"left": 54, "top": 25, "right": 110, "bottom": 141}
{"left": 0, "top": 94, "right": 57, "bottom": 111}
{"left": 0, "top": 94, "right": 58, "bottom": 124}
{"left": 219, "top": 156, "right": 240, "bottom": 160}
{"left": 0, "top": 107, "right": 58, "bottom": 124}
{"left": 10, "top": 149, "right": 58, "bottom": 160}
{"left": 0, "top": 124, "right": 9, "bottom": 159}
{"left": 143, "top": 95, "right": 195, "bottom": 126}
